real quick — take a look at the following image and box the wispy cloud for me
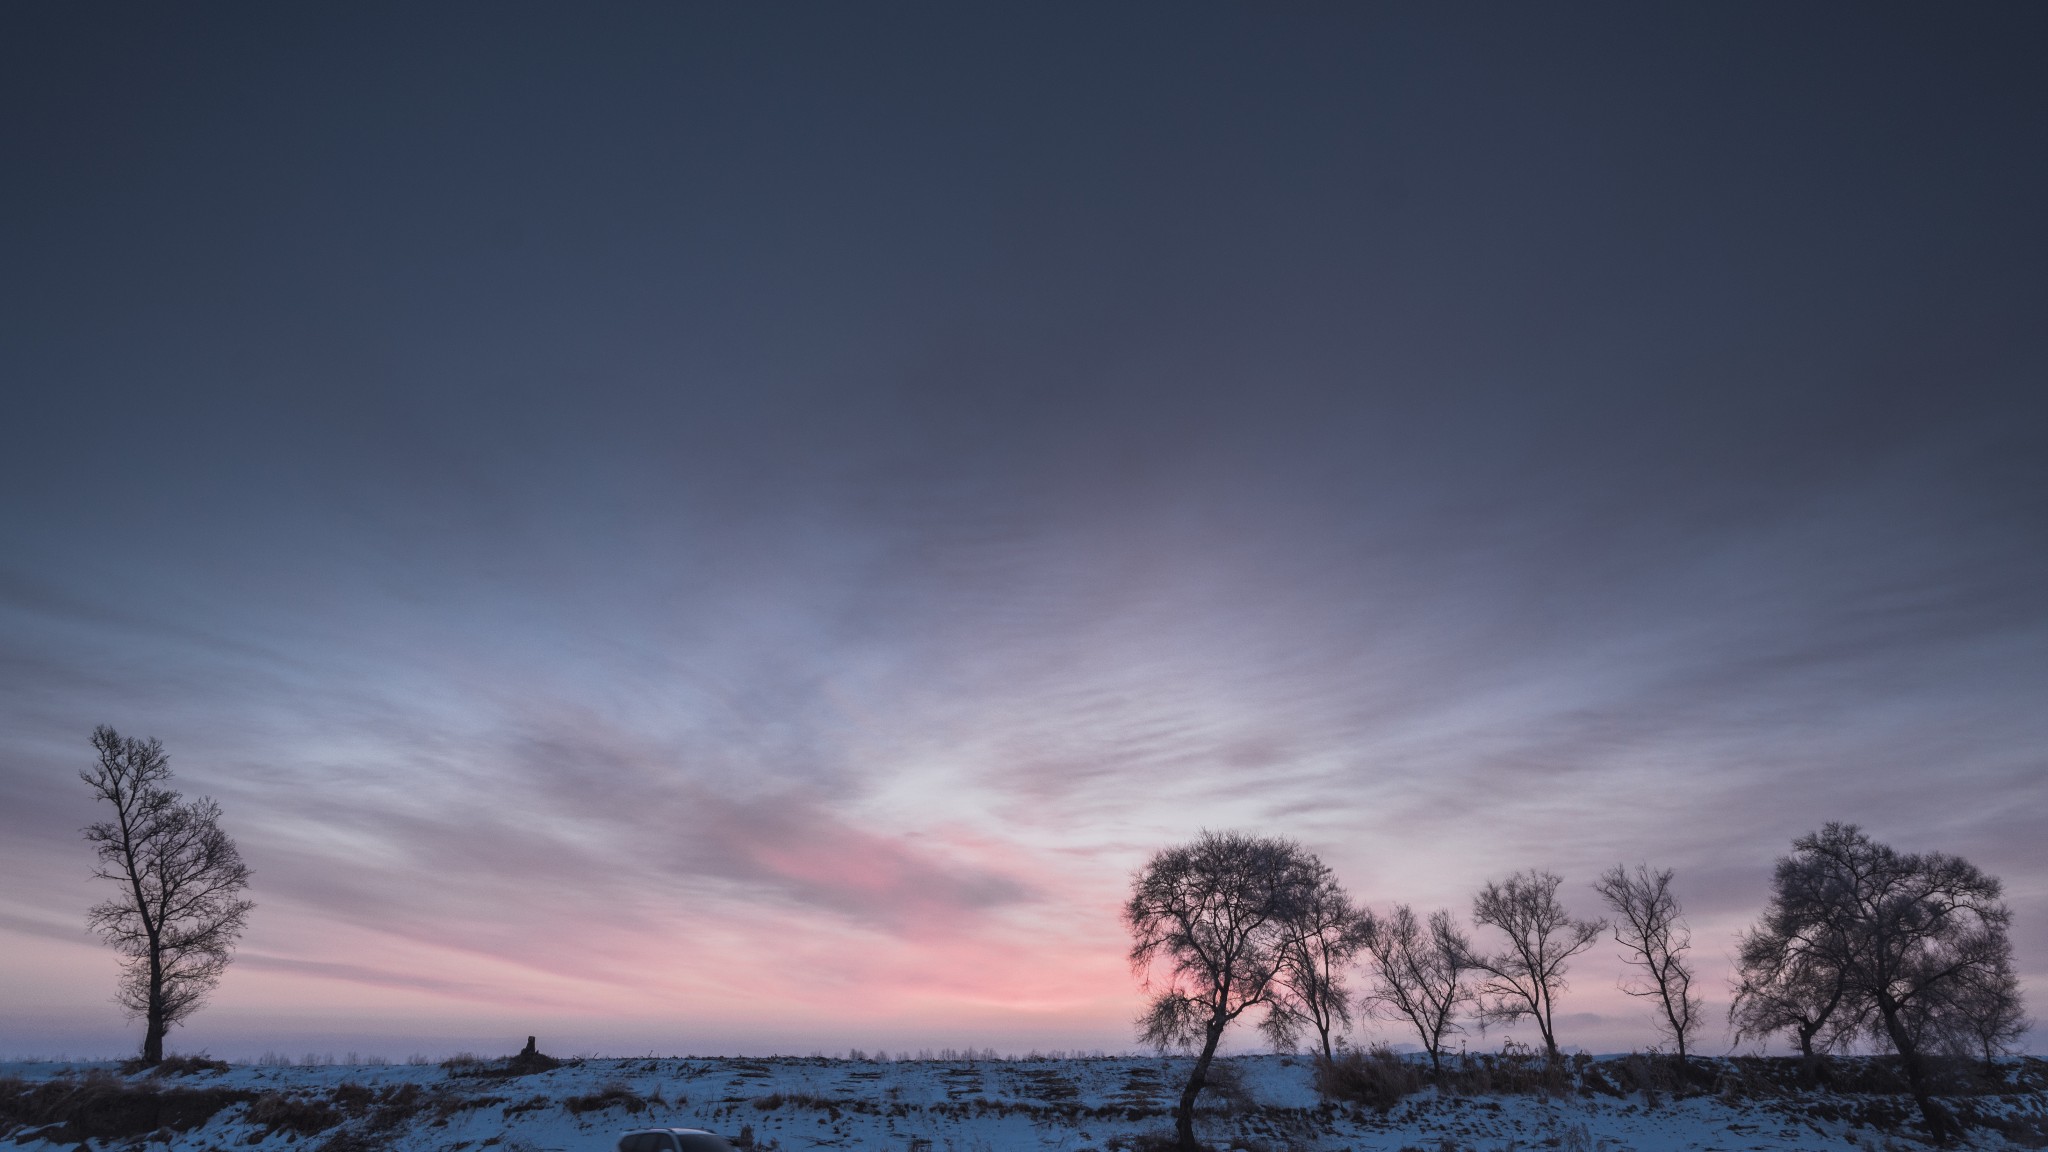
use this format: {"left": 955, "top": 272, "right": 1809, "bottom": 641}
{"left": 3, "top": 2, "right": 2044, "bottom": 1055}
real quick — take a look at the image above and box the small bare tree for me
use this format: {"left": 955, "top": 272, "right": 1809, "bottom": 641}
{"left": 1125, "top": 830, "right": 1318, "bottom": 1151}
{"left": 1262, "top": 861, "right": 1374, "bottom": 1062}
{"left": 82, "top": 726, "right": 254, "bottom": 1065}
{"left": 1360, "top": 905, "right": 1475, "bottom": 1075}
{"left": 1729, "top": 920, "right": 1865, "bottom": 1069}
{"left": 1592, "top": 863, "right": 1703, "bottom": 1063}
{"left": 1925, "top": 947, "right": 2028, "bottom": 1073}
{"left": 1466, "top": 869, "right": 1605, "bottom": 1061}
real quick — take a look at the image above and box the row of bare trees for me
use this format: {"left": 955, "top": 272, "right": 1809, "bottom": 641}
{"left": 1358, "top": 866, "right": 1696, "bottom": 1073}
{"left": 1125, "top": 827, "right": 2025, "bottom": 1150}
{"left": 1121, "top": 834, "right": 1651, "bottom": 1149}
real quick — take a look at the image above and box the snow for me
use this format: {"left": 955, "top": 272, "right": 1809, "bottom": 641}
{"left": 3, "top": 1053, "right": 2041, "bottom": 1152}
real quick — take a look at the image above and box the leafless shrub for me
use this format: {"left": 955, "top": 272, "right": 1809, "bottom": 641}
{"left": 1620, "top": 1052, "right": 1665, "bottom": 1108}
{"left": 561, "top": 1084, "right": 648, "bottom": 1115}
{"left": 1194, "top": 1061, "right": 1253, "bottom": 1111}
{"left": 1438, "top": 1040, "right": 1570, "bottom": 1097}
{"left": 136, "top": 1054, "right": 231, "bottom": 1077}
{"left": 442, "top": 1044, "right": 562, "bottom": 1080}
{"left": 365, "top": 1083, "right": 427, "bottom": 1131}
{"left": 246, "top": 1092, "right": 343, "bottom": 1135}
{"left": 1313, "top": 1045, "right": 1418, "bottom": 1112}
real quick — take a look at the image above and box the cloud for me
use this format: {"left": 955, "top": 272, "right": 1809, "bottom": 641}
{"left": 662, "top": 791, "right": 1034, "bottom": 929}
{"left": 233, "top": 954, "right": 572, "bottom": 1006}
{"left": 0, "top": 909, "right": 96, "bottom": 948}
{"left": 2, "top": 1, "right": 2044, "bottom": 1053}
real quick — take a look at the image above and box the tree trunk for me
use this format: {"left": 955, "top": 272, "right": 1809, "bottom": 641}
{"left": 1877, "top": 997, "right": 1953, "bottom": 1145}
{"left": 142, "top": 953, "right": 166, "bottom": 1065}
{"left": 143, "top": 1010, "right": 165, "bottom": 1064}
{"left": 1670, "top": 1003, "right": 1687, "bottom": 1065}
{"left": 1175, "top": 1020, "right": 1226, "bottom": 1152}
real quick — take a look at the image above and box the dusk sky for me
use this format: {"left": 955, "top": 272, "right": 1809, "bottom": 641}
{"left": 3, "top": 5, "right": 2045, "bottom": 1060}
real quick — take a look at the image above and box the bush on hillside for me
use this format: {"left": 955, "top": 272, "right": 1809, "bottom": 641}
{"left": 1314, "top": 1046, "right": 1419, "bottom": 1112}
{"left": 562, "top": 1084, "right": 648, "bottom": 1115}
{"left": 247, "top": 1092, "right": 343, "bottom": 1135}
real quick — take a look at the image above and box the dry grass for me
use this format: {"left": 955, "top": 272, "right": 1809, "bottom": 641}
{"left": 0, "top": 1070, "right": 255, "bottom": 1142}
{"left": 1313, "top": 1047, "right": 1420, "bottom": 1112}
{"left": 246, "top": 1091, "right": 344, "bottom": 1135}
{"left": 560, "top": 1084, "right": 648, "bottom": 1115}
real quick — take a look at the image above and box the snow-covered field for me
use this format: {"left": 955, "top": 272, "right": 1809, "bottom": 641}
{"left": 4, "top": 1053, "right": 2044, "bottom": 1152}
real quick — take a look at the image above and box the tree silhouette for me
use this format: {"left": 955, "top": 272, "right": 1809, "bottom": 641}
{"left": 1466, "top": 869, "right": 1604, "bottom": 1061}
{"left": 1743, "top": 824, "right": 2019, "bottom": 1142}
{"left": 82, "top": 726, "right": 254, "bottom": 1065}
{"left": 1730, "top": 918, "right": 1865, "bottom": 1070}
{"left": 1125, "top": 830, "right": 1318, "bottom": 1151}
{"left": 1263, "top": 859, "right": 1373, "bottom": 1062}
{"left": 1361, "top": 904, "right": 1475, "bottom": 1075}
{"left": 1592, "top": 863, "right": 1703, "bottom": 1063}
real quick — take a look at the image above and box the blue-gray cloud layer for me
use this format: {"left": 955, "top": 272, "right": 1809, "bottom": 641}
{"left": 3, "top": 4, "right": 2044, "bottom": 1052}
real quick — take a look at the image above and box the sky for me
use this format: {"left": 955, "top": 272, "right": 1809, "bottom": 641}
{"left": 2, "top": 4, "right": 2045, "bottom": 1061}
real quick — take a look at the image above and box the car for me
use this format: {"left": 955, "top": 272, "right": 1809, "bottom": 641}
{"left": 615, "top": 1129, "right": 735, "bottom": 1152}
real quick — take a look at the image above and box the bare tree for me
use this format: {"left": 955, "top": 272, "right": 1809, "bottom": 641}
{"left": 82, "top": 726, "right": 254, "bottom": 1065}
{"left": 1729, "top": 920, "right": 1865, "bottom": 1069}
{"left": 1125, "top": 830, "right": 1319, "bottom": 1151}
{"left": 1592, "top": 863, "right": 1704, "bottom": 1062}
{"left": 1924, "top": 946, "right": 2028, "bottom": 1073}
{"left": 1360, "top": 905, "right": 1475, "bottom": 1076}
{"left": 1262, "top": 860, "right": 1373, "bottom": 1062}
{"left": 1466, "top": 869, "right": 1605, "bottom": 1061}
{"left": 1749, "top": 823, "right": 2018, "bottom": 1142}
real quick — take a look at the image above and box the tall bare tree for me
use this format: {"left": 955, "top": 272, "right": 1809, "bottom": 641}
{"left": 82, "top": 726, "right": 254, "bottom": 1065}
{"left": 1466, "top": 869, "right": 1605, "bottom": 1061}
{"left": 1360, "top": 905, "right": 1475, "bottom": 1075}
{"left": 1592, "top": 863, "right": 1703, "bottom": 1062}
{"left": 1125, "top": 831, "right": 1319, "bottom": 1151}
{"left": 1262, "top": 860, "right": 1374, "bottom": 1062}
{"left": 1746, "top": 823, "right": 2019, "bottom": 1143}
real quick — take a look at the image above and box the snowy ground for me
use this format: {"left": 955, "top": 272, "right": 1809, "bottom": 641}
{"left": 4, "top": 1053, "right": 2044, "bottom": 1152}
